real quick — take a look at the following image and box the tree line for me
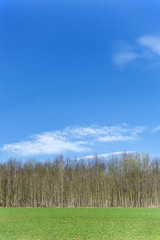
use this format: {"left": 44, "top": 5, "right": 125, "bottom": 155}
{"left": 0, "top": 152, "right": 160, "bottom": 207}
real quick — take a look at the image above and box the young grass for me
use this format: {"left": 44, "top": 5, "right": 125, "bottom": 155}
{"left": 0, "top": 208, "right": 160, "bottom": 239}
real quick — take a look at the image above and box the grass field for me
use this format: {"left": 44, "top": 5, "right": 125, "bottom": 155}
{"left": 0, "top": 208, "right": 160, "bottom": 239}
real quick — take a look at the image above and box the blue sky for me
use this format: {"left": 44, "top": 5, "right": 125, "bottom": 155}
{"left": 1, "top": 0, "right": 160, "bottom": 160}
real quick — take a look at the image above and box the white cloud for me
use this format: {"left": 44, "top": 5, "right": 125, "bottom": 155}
{"left": 113, "top": 34, "right": 160, "bottom": 67}
{"left": 138, "top": 35, "right": 160, "bottom": 56}
{"left": 113, "top": 51, "right": 139, "bottom": 67}
{"left": 152, "top": 125, "right": 160, "bottom": 132}
{"left": 2, "top": 132, "right": 89, "bottom": 157}
{"left": 2, "top": 125, "right": 144, "bottom": 156}
{"left": 98, "top": 135, "right": 134, "bottom": 142}
{"left": 79, "top": 151, "right": 135, "bottom": 160}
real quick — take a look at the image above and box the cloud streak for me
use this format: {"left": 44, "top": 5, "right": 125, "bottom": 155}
{"left": 152, "top": 125, "right": 160, "bottom": 132}
{"left": 113, "top": 42, "right": 139, "bottom": 67}
{"left": 2, "top": 125, "right": 144, "bottom": 156}
{"left": 138, "top": 35, "right": 160, "bottom": 56}
{"left": 113, "top": 34, "right": 160, "bottom": 67}
{"left": 79, "top": 151, "right": 135, "bottom": 160}
{"left": 2, "top": 132, "right": 89, "bottom": 157}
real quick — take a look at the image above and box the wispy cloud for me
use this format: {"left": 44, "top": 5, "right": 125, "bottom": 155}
{"left": 152, "top": 125, "right": 160, "bottom": 132}
{"left": 113, "top": 51, "right": 139, "bottom": 67}
{"left": 2, "top": 132, "right": 89, "bottom": 157}
{"left": 79, "top": 151, "right": 135, "bottom": 160}
{"left": 138, "top": 35, "right": 160, "bottom": 56}
{"left": 2, "top": 125, "right": 144, "bottom": 157}
{"left": 113, "top": 42, "right": 139, "bottom": 67}
{"left": 113, "top": 34, "right": 160, "bottom": 68}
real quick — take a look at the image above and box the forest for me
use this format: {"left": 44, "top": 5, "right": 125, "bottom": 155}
{"left": 0, "top": 152, "right": 160, "bottom": 208}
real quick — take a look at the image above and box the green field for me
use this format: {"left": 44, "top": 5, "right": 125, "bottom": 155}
{"left": 0, "top": 208, "right": 160, "bottom": 240}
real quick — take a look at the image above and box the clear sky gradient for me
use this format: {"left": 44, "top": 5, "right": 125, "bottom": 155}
{"left": 0, "top": 0, "right": 160, "bottom": 160}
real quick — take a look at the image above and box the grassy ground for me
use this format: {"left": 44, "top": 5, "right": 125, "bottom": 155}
{"left": 0, "top": 208, "right": 160, "bottom": 239}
